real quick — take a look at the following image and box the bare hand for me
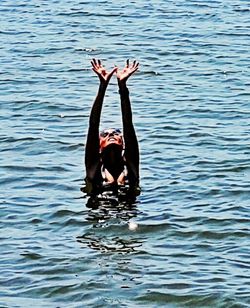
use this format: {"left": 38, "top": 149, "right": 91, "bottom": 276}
{"left": 91, "top": 58, "right": 117, "bottom": 85}
{"left": 116, "top": 60, "right": 139, "bottom": 84}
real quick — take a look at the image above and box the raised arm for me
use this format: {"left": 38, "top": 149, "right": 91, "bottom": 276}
{"left": 85, "top": 59, "right": 117, "bottom": 180}
{"left": 116, "top": 60, "right": 140, "bottom": 185}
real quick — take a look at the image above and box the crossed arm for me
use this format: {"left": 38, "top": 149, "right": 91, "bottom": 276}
{"left": 85, "top": 59, "right": 140, "bottom": 184}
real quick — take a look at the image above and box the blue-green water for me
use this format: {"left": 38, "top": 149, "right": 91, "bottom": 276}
{"left": 1, "top": 0, "right": 249, "bottom": 307}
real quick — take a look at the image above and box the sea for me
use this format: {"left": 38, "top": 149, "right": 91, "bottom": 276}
{"left": 1, "top": 0, "right": 249, "bottom": 307}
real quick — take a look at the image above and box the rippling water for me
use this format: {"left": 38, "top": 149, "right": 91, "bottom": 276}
{"left": 1, "top": 0, "right": 249, "bottom": 307}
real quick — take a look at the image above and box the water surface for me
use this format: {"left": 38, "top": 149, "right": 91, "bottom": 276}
{"left": 1, "top": 0, "right": 249, "bottom": 307}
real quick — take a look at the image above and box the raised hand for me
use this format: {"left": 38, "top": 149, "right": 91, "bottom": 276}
{"left": 91, "top": 58, "right": 117, "bottom": 86}
{"left": 116, "top": 60, "right": 139, "bottom": 84}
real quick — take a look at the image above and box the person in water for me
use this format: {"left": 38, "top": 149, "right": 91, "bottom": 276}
{"left": 83, "top": 58, "right": 140, "bottom": 197}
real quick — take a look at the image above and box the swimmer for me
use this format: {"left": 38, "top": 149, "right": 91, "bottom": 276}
{"left": 83, "top": 59, "right": 140, "bottom": 197}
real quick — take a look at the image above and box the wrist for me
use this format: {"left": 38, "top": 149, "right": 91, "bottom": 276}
{"left": 99, "top": 83, "right": 108, "bottom": 91}
{"left": 118, "top": 81, "right": 128, "bottom": 90}
{"left": 118, "top": 85, "right": 129, "bottom": 95}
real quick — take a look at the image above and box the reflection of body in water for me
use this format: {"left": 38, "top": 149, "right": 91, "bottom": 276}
{"left": 81, "top": 59, "right": 141, "bottom": 206}
{"left": 77, "top": 200, "right": 142, "bottom": 254}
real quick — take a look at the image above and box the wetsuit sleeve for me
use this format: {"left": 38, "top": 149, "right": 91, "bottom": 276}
{"left": 85, "top": 84, "right": 107, "bottom": 182}
{"left": 119, "top": 84, "right": 140, "bottom": 189}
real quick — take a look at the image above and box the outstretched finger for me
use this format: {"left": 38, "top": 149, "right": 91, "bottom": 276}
{"left": 132, "top": 60, "right": 139, "bottom": 69}
{"left": 132, "top": 66, "right": 139, "bottom": 75}
{"left": 106, "top": 67, "right": 118, "bottom": 80}
{"left": 111, "top": 66, "right": 118, "bottom": 75}
{"left": 91, "top": 58, "right": 98, "bottom": 69}
{"left": 91, "top": 68, "right": 99, "bottom": 76}
{"left": 126, "top": 59, "right": 129, "bottom": 67}
{"left": 92, "top": 58, "right": 97, "bottom": 65}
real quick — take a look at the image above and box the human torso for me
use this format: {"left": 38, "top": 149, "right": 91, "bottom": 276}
{"left": 83, "top": 162, "right": 140, "bottom": 200}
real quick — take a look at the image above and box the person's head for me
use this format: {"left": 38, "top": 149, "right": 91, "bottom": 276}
{"left": 99, "top": 128, "right": 124, "bottom": 153}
